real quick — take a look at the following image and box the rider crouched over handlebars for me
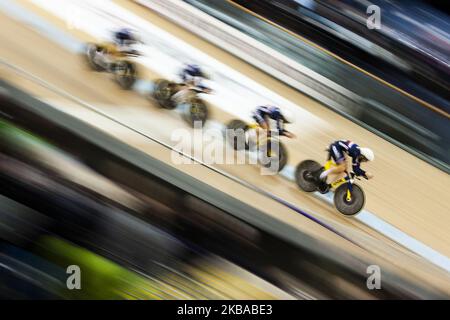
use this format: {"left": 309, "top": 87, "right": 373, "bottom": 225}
{"left": 111, "top": 28, "right": 140, "bottom": 55}
{"left": 170, "top": 64, "right": 212, "bottom": 104}
{"left": 94, "top": 28, "right": 140, "bottom": 68}
{"left": 252, "top": 105, "right": 296, "bottom": 139}
{"left": 316, "top": 140, "right": 375, "bottom": 189}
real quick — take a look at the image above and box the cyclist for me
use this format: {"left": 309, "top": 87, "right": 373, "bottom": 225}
{"left": 171, "top": 64, "right": 211, "bottom": 103}
{"left": 111, "top": 28, "right": 140, "bottom": 55}
{"left": 316, "top": 140, "right": 374, "bottom": 186}
{"left": 94, "top": 28, "right": 140, "bottom": 68}
{"left": 252, "top": 105, "right": 295, "bottom": 138}
{"left": 178, "top": 64, "right": 211, "bottom": 91}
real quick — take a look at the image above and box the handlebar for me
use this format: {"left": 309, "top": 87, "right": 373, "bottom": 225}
{"left": 281, "top": 130, "right": 295, "bottom": 138}
{"left": 190, "top": 87, "right": 212, "bottom": 94}
{"left": 123, "top": 49, "right": 141, "bottom": 57}
{"left": 349, "top": 172, "right": 368, "bottom": 180}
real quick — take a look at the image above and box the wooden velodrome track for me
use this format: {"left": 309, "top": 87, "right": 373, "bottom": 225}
{"left": 0, "top": 0, "right": 449, "bottom": 292}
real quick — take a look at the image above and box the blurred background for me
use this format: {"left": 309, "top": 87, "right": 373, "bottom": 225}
{"left": 0, "top": 0, "right": 449, "bottom": 299}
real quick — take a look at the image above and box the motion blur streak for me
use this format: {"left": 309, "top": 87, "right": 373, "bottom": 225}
{"left": 0, "top": 0, "right": 449, "bottom": 300}
{"left": 1, "top": 77, "right": 449, "bottom": 299}
{"left": 0, "top": 57, "right": 355, "bottom": 247}
{"left": 226, "top": 0, "right": 449, "bottom": 118}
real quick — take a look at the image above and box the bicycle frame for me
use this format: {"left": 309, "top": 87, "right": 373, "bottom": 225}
{"left": 246, "top": 123, "right": 267, "bottom": 148}
{"left": 100, "top": 42, "right": 133, "bottom": 59}
{"left": 246, "top": 123, "right": 284, "bottom": 161}
{"left": 247, "top": 123, "right": 259, "bottom": 130}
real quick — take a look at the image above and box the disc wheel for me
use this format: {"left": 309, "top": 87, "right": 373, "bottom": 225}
{"left": 226, "top": 119, "right": 250, "bottom": 150}
{"left": 85, "top": 43, "right": 104, "bottom": 71}
{"left": 182, "top": 99, "right": 208, "bottom": 128}
{"left": 295, "top": 160, "right": 322, "bottom": 192}
{"left": 259, "top": 139, "right": 288, "bottom": 173}
{"left": 334, "top": 183, "right": 365, "bottom": 216}
{"left": 114, "top": 60, "right": 137, "bottom": 90}
{"left": 153, "top": 79, "right": 177, "bottom": 109}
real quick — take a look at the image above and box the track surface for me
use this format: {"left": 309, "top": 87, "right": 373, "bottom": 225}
{"left": 1, "top": 0, "right": 449, "bottom": 290}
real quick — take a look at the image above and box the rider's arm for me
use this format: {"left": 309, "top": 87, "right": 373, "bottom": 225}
{"left": 276, "top": 119, "right": 295, "bottom": 138}
{"left": 196, "top": 82, "right": 210, "bottom": 92}
{"left": 281, "top": 129, "right": 295, "bottom": 138}
{"left": 179, "top": 69, "right": 188, "bottom": 83}
{"left": 352, "top": 158, "right": 366, "bottom": 177}
{"left": 276, "top": 117, "right": 285, "bottom": 135}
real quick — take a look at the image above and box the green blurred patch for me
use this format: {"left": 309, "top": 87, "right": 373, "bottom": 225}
{"left": 0, "top": 119, "right": 52, "bottom": 149}
{"left": 35, "top": 236, "right": 179, "bottom": 300}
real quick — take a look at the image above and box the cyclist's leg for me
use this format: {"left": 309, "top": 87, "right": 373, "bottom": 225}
{"left": 320, "top": 144, "right": 346, "bottom": 181}
{"left": 254, "top": 113, "right": 268, "bottom": 130}
{"left": 171, "top": 86, "right": 189, "bottom": 103}
{"left": 97, "top": 42, "right": 119, "bottom": 67}
{"left": 100, "top": 42, "right": 116, "bottom": 55}
{"left": 251, "top": 112, "right": 267, "bottom": 143}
